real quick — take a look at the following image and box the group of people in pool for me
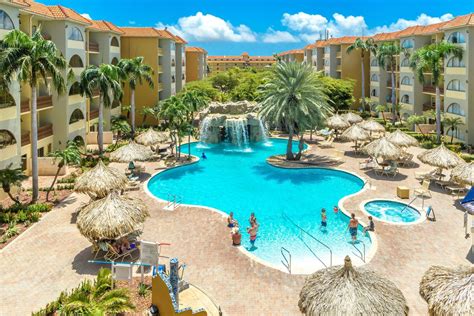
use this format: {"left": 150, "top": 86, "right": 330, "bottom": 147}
{"left": 320, "top": 206, "right": 375, "bottom": 243}
{"left": 227, "top": 212, "right": 259, "bottom": 249}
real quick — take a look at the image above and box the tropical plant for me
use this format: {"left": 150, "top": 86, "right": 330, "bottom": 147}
{"left": 211, "top": 72, "right": 239, "bottom": 93}
{"left": 407, "top": 114, "right": 427, "bottom": 136}
{"left": 259, "top": 62, "right": 333, "bottom": 160}
{"left": 376, "top": 42, "right": 400, "bottom": 123}
{"left": 118, "top": 57, "right": 154, "bottom": 136}
{"left": 409, "top": 41, "right": 464, "bottom": 143}
{"left": 375, "top": 104, "right": 389, "bottom": 124}
{"left": 79, "top": 64, "right": 123, "bottom": 155}
{"left": 111, "top": 117, "right": 131, "bottom": 144}
{"left": 0, "top": 164, "right": 27, "bottom": 204}
{"left": 346, "top": 38, "right": 377, "bottom": 110}
{"left": 122, "top": 104, "right": 131, "bottom": 119}
{"left": 141, "top": 106, "right": 155, "bottom": 127}
{"left": 159, "top": 96, "right": 188, "bottom": 158}
{"left": 319, "top": 75, "right": 355, "bottom": 111}
{"left": 180, "top": 90, "right": 209, "bottom": 157}
{"left": 45, "top": 141, "right": 81, "bottom": 201}
{"left": 443, "top": 116, "right": 464, "bottom": 144}
{"left": 0, "top": 29, "right": 68, "bottom": 202}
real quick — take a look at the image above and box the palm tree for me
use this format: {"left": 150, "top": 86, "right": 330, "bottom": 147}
{"left": 111, "top": 117, "right": 131, "bottom": 145}
{"left": 410, "top": 41, "right": 463, "bottom": 143}
{"left": 0, "top": 30, "right": 68, "bottom": 202}
{"left": 159, "top": 96, "right": 188, "bottom": 158}
{"left": 376, "top": 42, "right": 400, "bottom": 123}
{"left": 180, "top": 90, "right": 209, "bottom": 157}
{"left": 118, "top": 57, "right": 154, "bottom": 136}
{"left": 0, "top": 164, "right": 27, "bottom": 204}
{"left": 45, "top": 141, "right": 81, "bottom": 201}
{"left": 346, "top": 38, "right": 377, "bottom": 111}
{"left": 79, "top": 64, "right": 123, "bottom": 155}
{"left": 62, "top": 268, "right": 135, "bottom": 315}
{"left": 443, "top": 116, "right": 464, "bottom": 144}
{"left": 259, "top": 62, "right": 333, "bottom": 160}
{"left": 141, "top": 106, "right": 155, "bottom": 127}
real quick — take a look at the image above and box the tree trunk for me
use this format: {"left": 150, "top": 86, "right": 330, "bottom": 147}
{"left": 360, "top": 55, "right": 366, "bottom": 110}
{"left": 450, "top": 128, "right": 454, "bottom": 144}
{"left": 130, "top": 89, "right": 136, "bottom": 137}
{"left": 3, "top": 186, "right": 19, "bottom": 204}
{"left": 98, "top": 94, "right": 104, "bottom": 155}
{"left": 435, "top": 86, "right": 441, "bottom": 143}
{"left": 295, "top": 134, "right": 305, "bottom": 160}
{"left": 31, "top": 85, "right": 39, "bottom": 202}
{"left": 391, "top": 70, "right": 396, "bottom": 124}
{"left": 286, "top": 127, "right": 294, "bottom": 160}
{"left": 46, "top": 163, "right": 62, "bottom": 201}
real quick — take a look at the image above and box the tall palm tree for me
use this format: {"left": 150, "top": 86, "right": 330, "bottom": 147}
{"left": 376, "top": 42, "right": 400, "bottom": 123}
{"left": 118, "top": 57, "right": 154, "bottom": 136}
{"left": 45, "top": 141, "right": 81, "bottom": 201}
{"left": 0, "top": 30, "right": 68, "bottom": 202}
{"left": 0, "top": 164, "right": 27, "bottom": 204}
{"left": 79, "top": 64, "right": 123, "bottom": 155}
{"left": 443, "top": 116, "right": 464, "bottom": 144}
{"left": 180, "top": 90, "right": 209, "bottom": 157}
{"left": 346, "top": 38, "right": 377, "bottom": 111}
{"left": 409, "top": 41, "right": 463, "bottom": 143}
{"left": 141, "top": 106, "right": 155, "bottom": 127}
{"left": 159, "top": 96, "right": 188, "bottom": 158}
{"left": 259, "top": 62, "right": 333, "bottom": 160}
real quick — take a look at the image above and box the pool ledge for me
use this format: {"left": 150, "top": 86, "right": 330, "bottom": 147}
{"left": 359, "top": 198, "right": 427, "bottom": 226}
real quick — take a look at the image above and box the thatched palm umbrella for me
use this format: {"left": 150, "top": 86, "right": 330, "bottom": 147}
{"left": 341, "top": 124, "right": 370, "bottom": 153}
{"left": 77, "top": 192, "right": 149, "bottom": 243}
{"left": 417, "top": 143, "right": 464, "bottom": 172}
{"left": 75, "top": 160, "right": 128, "bottom": 199}
{"left": 136, "top": 128, "right": 169, "bottom": 146}
{"left": 363, "top": 137, "right": 403, "bottom": 161}
{"left": 327, "top": 114, "right": 350, "bottom": 138}
{"left": 450, "top": 162, "right": 474, "bottom": 186}
{"left": 360, "top": 120, "right": 386, "bottom": 138}
{"left": 386, "top": 129, "right": 419, "bottom": 147}
{"left": 299, "top": 256, "right": 409, "bottom": 315}
{"left": 342, "top": 112, "right": 363, "bottom": 125}
{"left": 110, "top": 141, "right": 154, "bottom": 162}
{"left": 420, "top": 265, "right": 473, "bottom": 316}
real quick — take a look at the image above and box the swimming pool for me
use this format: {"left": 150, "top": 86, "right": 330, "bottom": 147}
{"left": 363, "top": 200, "right": 422, "bottom": 224}
{"left": 147, "top": 139, "right": 372, "bottom": 273}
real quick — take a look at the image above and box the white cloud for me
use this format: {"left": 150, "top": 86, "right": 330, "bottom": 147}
{"left": 156, "top": 12, "right": 257, "bottom": 42}
{"left": 372, "top": 13, "right": 453, "bottom": 34}
{"left": 262, "top": 29, "right": 299, "bottom": 43}
{"left": 80, "top": 13, "right": 92, "bottom": 20}
{"left": 282, "top": 12, "right": 328, "bottom": 33}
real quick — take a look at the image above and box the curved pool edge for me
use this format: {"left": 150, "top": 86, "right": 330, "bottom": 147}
{"left": 359, "top": 198, "right": 427, "bottom": 226}
{"left": 143, "top": 139, "right": 378, "bottom": 275}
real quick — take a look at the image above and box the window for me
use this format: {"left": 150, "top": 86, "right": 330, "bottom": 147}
{"left": 447, "top": 32, "right": 465, "bottom": 44}
{"left": 446, "top": 103, "right": 465, "bottom": 116}
{"left": 371, "top": 89, "right": 378, "bottom": 97}
{"left": 401, "top": 94, "right": 410, "bottom": 104}
{"left": 69, "top": 109, "right": 84, "bottom": 124}
{"left": 69, "top": 55, "right": 84, "bottom": 68}
{"left": 172, "top": 75, "right": 175, "bottom": 83}
{"left": 38, "top": 147, "right": 44, "bottom": 157}
{"left": 447, "top": 57, "right": 465, "bottom": 67}
{"left": 446, "top": 129, "right": 464, "bottom": 141}
{"left": 68, "top": 27, "right": 83, "bottom": 41}
{"left": 0, "top": 90, "right": 15, "bottom": 109}
{"left": 0, "top": 10, "right": 14, "bottom": 30}
{"left": 447, "top": 79, "right": 464, "bottom": 92}
{"left": 68, "top": 82, "right": 81, "bottom": 96}
{"left": 370, "top": 59, "right": 379, "bottom": 67}
{"left": 110, "top": 37, "right": 119, "bottom": 47}
{"left": 111, "top": 57, "right": 119, "bottom": 65}
{"left": 401, "top": 76, "right": 411, "bottom": 85}
{"left": 401, "top": 58, "right": 410, "bottom": 67}
{"left": 0, "top": 129, "right": 16, "bottom": 149}
{"left": 171, "top": 59, "right": 176, "bottom": 67}
{"left": 73, "top": 135, "right": 85, "bottom": 147}
{"left": 370, "top": 74, "right": 379, "bottom": 82}
{"left": 401, "top": 39, "right": 414, "bottom": 49}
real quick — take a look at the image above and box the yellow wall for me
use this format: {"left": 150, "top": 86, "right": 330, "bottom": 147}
{"left": 341, "top": 44, "right": 370, "bottom": 109}
{"left": 186, "top": 51, "right": 200, "bottom": 82}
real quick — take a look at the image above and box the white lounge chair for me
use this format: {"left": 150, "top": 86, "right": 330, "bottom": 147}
{"left": 414, "top": 180, "right": 432, "bottom": 198}
{"left": 320, "top": 136, "right": 334, "bottom": 148}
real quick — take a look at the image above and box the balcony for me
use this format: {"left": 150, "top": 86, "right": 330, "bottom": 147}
{"left": 90, "top": 109, "right": 99, "bottom": 120}
{"left": 88, "top": 41, "right": 100, "bottom": 53}
{"left": 69, "top": 120, "right": 85, "bottom": 133}
{"left": 423, "top": 86, "right": 444, "bottom": 95}
{"left": 423, "top": 101, "right": 436, "bottom": 111}
{"left": 21, "top": 99, "right": 30, "bottom": 113}
{"left": 336, "top": 52, "right": 342, "bottom": 58}
{"left": 445, "top": 89, "right": 466, "bottom": 100}
{"left": 399, "top": 84, "right": 413, "bottom": 92}
{"left": 21, "top": 131, "right": 30, "bottom": 146}
{"left": 38, "top": 124, "right": 53, "bottom": 140}
{"left": 37, "top": 95, "right": 53, "bottom": 109}
{"left": 445, "top": 67, "right": 466, "bottom": 76}
{"left": 157, "top": 47, "right": 164, "bottom": 55}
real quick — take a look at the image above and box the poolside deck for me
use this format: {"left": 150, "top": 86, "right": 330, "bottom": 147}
{"left": 0, "top": 136, "right": 471, "bottom": 315}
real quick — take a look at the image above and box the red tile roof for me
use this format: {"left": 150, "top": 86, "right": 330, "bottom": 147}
{"left": 90, "top": 20, "right": 123, "bottom": 34}
{"left": 440, "top": 13, "right": 474, "bottom": 30}
{"left": 278, "top": 49, "right": 304, "bottom": 56}
{"left": 186, "top": 46, "right": 207, "bottom": 54}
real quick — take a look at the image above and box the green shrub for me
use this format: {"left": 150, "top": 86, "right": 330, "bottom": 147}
{"left": 28, "top": 212, "right": 41, "bottom": 223}
{"left": 421, "top": 140, "right": 435, "bottom": 149}
{"left": 138, "top": 283, "right": 150, "bottom": 297}
{"left": 16, "top": 210, "right": 28, "bottom": 222}
{"left": 0, "top": 212, "right": 15, "bottom": 224}
{"left": 446, "top": 144, "right": 462, "bottom": 153}
{"left": 27, "top": 203, "right": 51, "bottom": 213}
{"left": 461, "top": 154, "right": 474, "bottom": 162}
{"left": 5, "top": 223, "right": 19, "bottom": 238}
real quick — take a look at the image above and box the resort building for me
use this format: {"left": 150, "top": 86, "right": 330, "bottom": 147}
{"left": 185, "top": 46, "right": 208, "bottom": 82}
{"left": 207, "top": 52, "right": 275, "bottom": 75}
{"left": 278, "top": 49, "right": 304, "bottom": 63}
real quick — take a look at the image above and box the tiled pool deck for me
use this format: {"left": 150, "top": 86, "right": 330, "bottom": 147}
{"left": 0, "top": 136, "right": 471, "bottom": 315}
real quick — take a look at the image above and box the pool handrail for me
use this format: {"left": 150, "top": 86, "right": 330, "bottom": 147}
{"left": 351, "top": 239, "right": 366, "bottom": 262}
{"left": 280, "top": 247, "right": 292, "bottom": 274}
{"left": 282, "top": 212, "right": 333, "bottom": 267}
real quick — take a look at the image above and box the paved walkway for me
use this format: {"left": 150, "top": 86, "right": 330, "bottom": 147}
{"left": 0, "top": 137, "right": 472, "bottom": 315}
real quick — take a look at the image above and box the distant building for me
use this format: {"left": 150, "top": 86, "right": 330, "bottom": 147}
{"left": 185, "top": 46, "right": 208, "bottom": 82}
{"left": 207, "top": 52, "right": 275, "bottom": 75}
{"left": 278, "top": 49, "right": 305, "bottom": 63}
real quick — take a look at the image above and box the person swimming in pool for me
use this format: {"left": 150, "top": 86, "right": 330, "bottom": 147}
{"left": 347, "top": 213, "right": 359, "bottom": 244}
{"left": 249, "top": 212, "right": 257, "bottom": 226}
{"left": 333, "top": 205, "right": 339, "bottom": 214}
{"left": 201, "top": 152, "right": 207, "bottom": 159}
{"left": 227, "top": 212, "right": 237, "bottom": 228}
{"left": 247, "top": 222, "right": 258, "bottom": 249}
{"left": 320, "top": 208, "right": 327, "bottom": 231}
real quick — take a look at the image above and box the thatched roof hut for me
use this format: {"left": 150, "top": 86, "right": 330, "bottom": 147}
{"left": 360, "top": 120, "right": 386, "bottom": 133}
{"left": 341, "top": 124, "right": 370, "bottom": 152}
{"left": 75, "top": 160, "right": 128, "bottom": 199}
{"left": 327, "top": 114, "right": 350, "bottom": 130}
{"left": 136, "top": 128, "right": 169, "bottom": 146}
{"left": 299, "top": 256, "right": 409, "bottom": 315}
{"left": 386, "top": 129, "right": 419, "bottom": 147}
{"left": 420, "top": 265, "right": 473, "bottom": 316}
{"left": 342, "top": 112, "right": 363, "bottom": 124}
{"left": 363, "top": 137, "right": 403, "bottom": 160}
{"left": 110, "top": 141, "right": 154, "bottom": 162}
{"left": 77, "top": 192, "right": 149, "bottom": 242}
{"left": 417, "top": 144, "right": 464, "bottom": 170}
{"left": 450, "top": 162, "right": 474, "bottom": 186}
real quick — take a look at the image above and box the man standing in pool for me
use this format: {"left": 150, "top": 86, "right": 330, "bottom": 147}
{"left": 347, "top": 213, "right": 359, "bottom": 243}
{"left": 320, "top": 209, "right": 327, "bottom": 231}
{"left": 247, "top": 222, "right": 258, "bottom": 250}
{"left": 249, "top": 212, "right": 257, "bottom": 226}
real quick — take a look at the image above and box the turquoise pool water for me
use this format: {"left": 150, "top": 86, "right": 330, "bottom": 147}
{"left": 364, "top": 200, "right": 421, "bottom": 223}
{"left": 147, "top": 139, "right": 372, "bottom": 273}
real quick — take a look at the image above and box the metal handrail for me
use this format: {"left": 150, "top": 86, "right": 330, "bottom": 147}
{"left": 281, "top": 247, "right": 292, "bottom": 274}
{"left": 166, "top": 194, "right": 182, "bottom": 210}
{"left": 282, "top": 213, "right": 333, "bottom": 267}
{"left": 351, "top": 239, "right": 366, "bottom": 262}
{"left": 401, "top": 196, "right": 418, "bottom": 213}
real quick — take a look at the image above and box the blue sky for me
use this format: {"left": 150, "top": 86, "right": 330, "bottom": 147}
{"left": 42, "top": 0, "right": 474, "bottom": 56}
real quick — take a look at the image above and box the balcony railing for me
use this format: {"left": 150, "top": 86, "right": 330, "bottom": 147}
{"left": 38, "top": 124, "right": 53, "bottom": 140}
{"left": 90, "top": 109, "right": 99, "bottom": 119}
{"left": 423, "top": 86, "right": 444, "bottom": 95}
{"left": 21, "top": 100, "right": 30, "bottom": 113}
{"left": 88, "top": 41, "right": 100, "bottom": 52}
{"left": 37, "top": 95, "right": 53, "bottom": 109}
{"left": 21, "top": 131, "right": 30, "bottom": 146}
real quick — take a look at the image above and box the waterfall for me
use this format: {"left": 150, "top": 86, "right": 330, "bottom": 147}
{"left": 258, "top": 119, "right": 270, "bottom": 144}
{"left": 199, "top": 117, "right": 212, "bottom": 143}
{"left": 225, "top": 118, "right": 249, "bottom": 147}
